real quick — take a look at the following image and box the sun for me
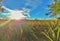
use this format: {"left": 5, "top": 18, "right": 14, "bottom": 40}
{"left": 9, "top": 10, "right": 27, "bottom": 20}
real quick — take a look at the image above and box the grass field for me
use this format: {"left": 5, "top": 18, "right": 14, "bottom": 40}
{"left": 0, "top": 20, "right": 60, "bottom": 41}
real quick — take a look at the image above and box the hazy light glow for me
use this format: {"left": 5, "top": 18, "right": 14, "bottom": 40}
{"left": 10, "top": 10, "right": 27, "bottom": 20}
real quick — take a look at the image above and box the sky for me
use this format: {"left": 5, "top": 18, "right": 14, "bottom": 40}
{"left": 2, "top": 0, "right": 53, "bottom": 19}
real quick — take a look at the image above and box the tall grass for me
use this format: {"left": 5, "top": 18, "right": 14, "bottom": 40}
{"left": 41, "top": 20, "right": 60, "bottom": 41}
{"left": 0, "top": 20, "right": 60, "bottom": 41}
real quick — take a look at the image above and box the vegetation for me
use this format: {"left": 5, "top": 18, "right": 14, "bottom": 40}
{"left": 0, "top": 20, "right": 60, "bottom": 41}
{"left": 46, "top": 0, "right": 60, "bottom": 19}
{"left": 41, "top": 20, "right": 60, "bottom": 41}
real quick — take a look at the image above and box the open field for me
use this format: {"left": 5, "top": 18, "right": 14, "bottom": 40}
{"left": 0, "top": 20, "right": 60, "bottom": 41}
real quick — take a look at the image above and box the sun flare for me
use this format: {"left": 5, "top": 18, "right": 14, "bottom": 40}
{"left": 9, "top": 10, "right": 27, "bottom": 20}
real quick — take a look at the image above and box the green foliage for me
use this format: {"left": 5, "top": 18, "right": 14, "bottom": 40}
{"left": 46, "top": 1, "right": 60, "bottom": 19}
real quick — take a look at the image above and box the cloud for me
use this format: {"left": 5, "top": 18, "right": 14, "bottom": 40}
{"left": 1, "top": 6, "right": 31, "bottom": 20}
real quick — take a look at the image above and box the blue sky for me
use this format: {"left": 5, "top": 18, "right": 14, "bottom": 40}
{"left": 3, "top": 0, "right": 53, "bottom": 19}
